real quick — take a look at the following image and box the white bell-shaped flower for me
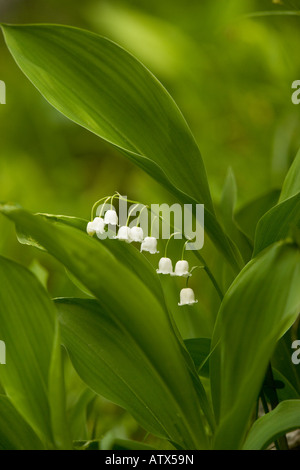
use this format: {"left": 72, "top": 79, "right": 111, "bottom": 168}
{"left": 95, "top": 221, "right": 106, "bottom": 237}
{"left": 178, "top": 288, "right": 198, "bottom": 306}
{"left": 129, "top": 226, "right": 144, "bottom": 243}
{"left": 156, "top": 257, "right": 173, "bottom": 275}
{"left": 86, "top": 217, "right": 105, "bottom": 236}
{"left": 87, "top": 222, "right": 96, "bottom": 236}
{"left": 104, "top": 209, "right": 118, "bottom": 226}
{"left": 173, "top": 260, "right": 191, "bottom": 277}
{"left": 140, "top": 236, "right": 159, "bottom": 254}
{"left": 115, "top": 226, "right": 131, "bottom": 242}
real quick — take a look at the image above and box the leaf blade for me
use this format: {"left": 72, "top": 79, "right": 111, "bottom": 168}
{"left": 243, "top": 400, "right": 300, "bottom": 450}
{"left": 280, "top": 147, "right": 300, "bottom": 202}
{"left": 210, "top": 241, "right": 300, "bottom": 449}
{"left": 0, "top": 395, "right": 43, "bottom": 450}
{"left": 0, "top": 256, "right": 56, "bottom": 444}
{"left": 253, "top": 192, "right": 300, "bottom": 256}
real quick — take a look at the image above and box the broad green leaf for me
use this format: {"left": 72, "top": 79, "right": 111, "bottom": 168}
{"left": 184, "top": 338, "right": 211, "bottom": 377}
{"left": 67, "top": 389, "right": 94, "bottom": 442}
{"left": 57, "top": 297, "right": 210, "bottom": 449}
{"left": 254, "top": 148, "right": 300, "bottom": 256}
{"left": 48, "top": 323, "right": 72, "bottom": 449}
{"left": 253, "top": 192, "right": 300, "bottom": 256}
{"left": 10, "top": 208, "right": 209, "bottom": 399}
{"left": 73, "top": 440, "right": 100, "bottom": 450}
{"left": 0, "top": 203, "right": 212, "bottom": 449}
{"left": 39, "top": 212, "right": 215, "bottom": 392}
{"left": 37, "top": 213, "right": 88, "bottom": 231}
{"left": 63, "top": 350, "right": 95, "bottom": 442}
{"left": 57, "top": 298, "right": 208, "bottom": 450}
{"left": 1, "top": 23, "right": 242, "bottom": 273}
{"left": 279, "top": 147, "right": 300, "bottom": 202}
{"left": 272, "top": 369, "right": 300, "bottom": 402}
{"left": 243, "top": 400, "right": 300, "bottom": 450}
{"left": 0, "top": 395, "right": 43, "bottom": 450}
{"left": 14, "top": 209, "right": 217, "bottom": 397}
{"left": 0, "top": 255, "right": 56, "bottom": 445}
{"left": 74, "top": 438, "right": 158, "bottom": 450}
{"left": 218, "top": 168, "right": 252, "bottom": 262}
{"left": 210, "top": 241, "right": 300, "bottom": 449}
{"left": 235, "top": 189, "right": 280, "bottom": 241}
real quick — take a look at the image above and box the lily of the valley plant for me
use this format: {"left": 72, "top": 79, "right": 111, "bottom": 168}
{"left": 0, "top": 23, "right": 299, "bottom": 450}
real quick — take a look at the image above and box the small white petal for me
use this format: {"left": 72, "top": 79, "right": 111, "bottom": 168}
{"left": 94, "top": 217, "right": 105, "bottom": 235}
{"left": 156, "top": 257, "right": 173, "bottom": 275}
{"left": 129, "top": 226, "right": 144, "bottom": 242}
{"left": 104, "top": 209, "right": 118, "bottom": 225}
{"left": 115, "top": 226, "right": 131, "bottom": 242}
{"left": 173, "top": 260, "right": 191, "bottom": 277}
{"left": 87, "top": 221, "right": 96, "bottom": 236}
{"left": 140, "top": 236, "right": 159, "bottom": 254}
{"left": 87, "top": 217, "right": 105, "bottom": 236}
{"left": 178, "top": 288, "right": 198, "bottom": 306}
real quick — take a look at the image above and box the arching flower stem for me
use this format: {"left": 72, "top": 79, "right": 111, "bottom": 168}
{"left": 126, "top": 204, "right": 140, "bottom": 226}
{"left": 181, "top": 238, "right": 194, "bottom": 261}
{"left": 136, "top": 205, "right": 149, "bottom": 227}
{"left": 164, "top": 232, "right": 182, "bottom": 258}
{"left": 150, "top": 216, "right": 157, "bottom": 237}
{"left": 185, "top": 265, "right": 205, "bottom": 287}
{"left": 193, "top": 251, "right": 224, "bottom": 301}
{"left": 91, "top": 196, "right": 110, "bottom": 221}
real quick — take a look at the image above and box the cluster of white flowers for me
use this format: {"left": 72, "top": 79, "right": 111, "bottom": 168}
{"left": 157, "top": 258, "right": 190, "bottom": 277}
{"left": 86, "top": 209, "right": 119, "bottom": 236}
{"left": 87, "top": 210, "right": 158, "bottom": 251}
{"left": 156, "top": 258, "right": 198, "bottom": 306}
{"left": 87, "top": 205, "right": 198, "bottom": 307}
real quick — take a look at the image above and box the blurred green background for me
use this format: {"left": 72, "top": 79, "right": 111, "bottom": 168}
{"left": 1, "top": 0, "right": 300, "bottom": 446}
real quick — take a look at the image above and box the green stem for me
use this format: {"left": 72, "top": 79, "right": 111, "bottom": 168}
{"left": 193, "top": 251, "right": 224, "bottom": 301}
{"left": 91, "top": 196, "right": 110, "bottom": 220}
{"left": 126, "top": 203, "right": 139, "bottom": 226}
{"left": 110, "top": 193, "right": 119, "bottom": 210}
{"left": 164, "top": 232, "right": 182, "bottom": 257}
{"left": 150, "top": 216, "right": 157, "bottom": 237}
{"left": 186, "top": 265, "right": 205, "bottom": 287}
{"left": 181, "top": 238, "right": 192, "bottom": 260}
{"left": 136, "top": 205, "right": 149, "bottom": 227}
{"left": 99, "top": 196, "right": 112, "bottom": 218}
{"left": 116, "top": 192, "right": 141, "bottom": 206}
